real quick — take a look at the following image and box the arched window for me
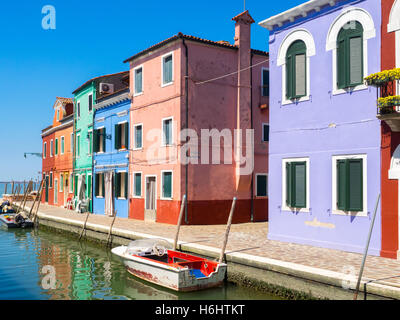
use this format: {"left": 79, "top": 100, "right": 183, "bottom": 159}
{"left": 337, "top": 21, "right": 364, "bottom": 89}
{"left": 285, "top": 40, "right": 307, "bottom": 100}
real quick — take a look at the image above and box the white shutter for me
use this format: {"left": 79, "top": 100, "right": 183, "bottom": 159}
{"left": 349, "top": 37, "right": 362, "bottom": 85}
{"left": 295, "top": 53, "right": 306, "bottom": 96}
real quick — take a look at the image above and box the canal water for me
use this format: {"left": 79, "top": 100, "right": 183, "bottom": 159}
{"left": 0, "top": 227, "right": 281, "bottom": 300}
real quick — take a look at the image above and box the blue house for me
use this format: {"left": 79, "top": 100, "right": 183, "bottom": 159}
{"left": 93, "top": 86, "right": 130, "bottom": 218}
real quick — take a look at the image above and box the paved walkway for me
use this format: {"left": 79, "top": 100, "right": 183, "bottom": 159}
{"left": 18, "top": 201, "right": 400, "bottom": 294}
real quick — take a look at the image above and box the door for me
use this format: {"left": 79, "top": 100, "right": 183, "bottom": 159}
{"left": 64, "top": 174, "right": 68, "bottom": 206}
{"left": 45, "top": 176, "right": 49, "bottom": 203}
{"left": 145, "top": 176, "right": 156, "bottom": 222}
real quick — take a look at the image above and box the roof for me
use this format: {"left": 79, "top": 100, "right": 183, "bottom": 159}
{"left": 72, "top": 71, "right": 129, "bottom": 95}
{"left": 124, "top": 32, "right": 268, "bottom": 63}
{"left": 232, "top": 10, "right": 255, "bottom": 24}
{"left": 259, "top": 0, "right": 338, "bottom": 31}
{"left": 55, "top": 97, "right": 73, "bottom": 104}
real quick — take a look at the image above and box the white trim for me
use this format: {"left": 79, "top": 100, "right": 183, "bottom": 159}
{"left": 278, "top": 29, "right": 315, "bottom": 105}
{"left": 255, "top": 173, "right": 268, "bottom": 198}
{"left": 388, "top": 0, "right": 400, "bottom": 33}
{"left": 133, "top": 65, "right": 144, "bottom": 96}
{"left": 133, "top": 123, "right": 143, "bottom": 150}
{"left": 331, "top": 154, "right": 367, "bottom": 217}
{"left": 160, "top": 170, "right": 173, "bottom": 200}
{"left": 50, "top": 139, "right": 54, "bottom": 157}
{"left": 325, "top": 7, "right": 375, "bottom": 95}
{"left": 76, "top": 134, "right": 81, "bottom": 158}
{"left": 161, "top": 51, "right": 174, "bottom": 87}
{"left": 69, "top": 173, "right": 73, "bottom": 193}
{"left": 161, "top": 116, "right": 174, "bottom": 146}
{"left": 262, "top": 123, "right": 269, "bottom": 142}
{"left": 145, "top": 175, "right": 157, "bottom": 210}
{"left": 54, "top": 178, "right": 58, "bottom": 204}
{"left": 396, "top": 31, "right": 400, "bottom": 69}
{"left": 117, "top": 121, "right": 129, "bottom": 151}
{"left": 60, "top": 136, "right": 65, "bottom": 155}
{"left": 281, "top": 157, "right": 310, "bottom": 212}
{"left": 132, "top": 171, "right": 143, "bottom": 198}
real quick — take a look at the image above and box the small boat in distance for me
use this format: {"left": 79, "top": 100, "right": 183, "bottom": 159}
{"left": 112, "top": 238, "right": 227, "bottom": 292}
{"left": 0, "top": 213, "right": 34, "bottom": 229}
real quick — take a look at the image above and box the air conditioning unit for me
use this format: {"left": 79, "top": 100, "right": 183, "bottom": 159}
{"left": 99, "top": 83, "right": 114, "bottom": 94}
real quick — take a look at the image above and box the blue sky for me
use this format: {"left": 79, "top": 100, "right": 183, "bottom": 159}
{"left": 0, "top": 0, "right": 304, "bottom": 181}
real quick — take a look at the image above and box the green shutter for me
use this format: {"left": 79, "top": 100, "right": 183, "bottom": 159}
{"left": 115, "top": 124, "right": 121, "bottom": 150}
{"left": 263, "top": 124, "right": 269, "bottom": 142}
{"left": 102, "top": 128, "right": 106, "bottom": 152}
{"left": 286, "top": 162, "right": 292, "bottom": 207}
{"left": 115, "top": 172, "right": 121, "bottom": 198}
{"left": 286, "top": 55, "right": 293, "bottom": 100}
{"left": 337, "top": 38, "right": 346, "bottom": 89}
{"left": 348, "top": 159, "right": 363, "bottom": 212}
{"left": 293, "top": 162, "right": 306, "bottom": 208}
{"left": 135, "top": 126, "right": 142, "bottom": 148}
{"left": 124, "top": 173, "right": 128, "bottom": 199}
{"left": 256, "top": 175, "right": 267, "bottom": 197}
{"left": 135, "top": 173, "right": 141, "bottom": 196}
{"left": 55, "top": 139, "right": 58, "bottom": 155}
{"left": 95, "top": 174, "right": 99, "bottom": 197}
{"left": 286, "top": 40, "right": 307, "bottom": 100}
{"left": 163, "top": 172, "right": 172, "bottom": 198}
{"left": 124, "top": 123, "right": 129, "bottom": 149}
{"left": 74, "top": 175, "right": 78, "bottom": 197}
{"left": 337, "top": 160, "right": 347, "bottom": 210}
{"left": 102, "top": 173, "right": 105, "bottom": 197}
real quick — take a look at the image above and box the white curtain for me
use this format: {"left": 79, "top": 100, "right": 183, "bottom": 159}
{"left": 104, "top": 171, "right": 114, "bottom": 216}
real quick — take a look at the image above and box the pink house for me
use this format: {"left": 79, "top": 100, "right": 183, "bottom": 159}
{"left": 125, "top": 11, "right": 269, "bottom": 225}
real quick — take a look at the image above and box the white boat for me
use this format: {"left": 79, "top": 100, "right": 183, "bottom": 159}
{"left": 112, "top": 239, "right": 227, "bottom": 292}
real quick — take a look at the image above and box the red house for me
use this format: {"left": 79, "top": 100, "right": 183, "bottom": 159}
{"left": 379, "top": 0, "right": 400, "bottom": 259}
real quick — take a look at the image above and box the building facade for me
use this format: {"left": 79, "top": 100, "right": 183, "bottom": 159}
{"left": 41, "top": 97, "right": 74, "bottom": 207}
{"left": 72, "top": 71, "right": 129, "bottom": 212}
{"left": 126, "top": 11, "right": 269, "bottom": 225}
{"left": 93, "top": 87, "right": 130, "bottom": 218}
{"left": 260, "top": 0, "right": 382, "bottom": 255}
{"left": 378, "top": 0, "right": 400, "bottom": 258}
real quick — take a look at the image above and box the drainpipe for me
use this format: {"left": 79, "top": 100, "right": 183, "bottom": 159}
{"left": 179, "top": 33, "right": 189, "bottom": 224}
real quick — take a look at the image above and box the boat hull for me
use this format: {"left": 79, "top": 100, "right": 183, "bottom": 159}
{"left": 112, "top": 246, "right": 227, "bottom": 292}
{"left": 0, "top": 214, "right": 34, "bottom": 229}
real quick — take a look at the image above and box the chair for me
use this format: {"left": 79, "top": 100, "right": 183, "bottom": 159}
{"left": 66, "top": 197, "right": 74, "bottom": 210}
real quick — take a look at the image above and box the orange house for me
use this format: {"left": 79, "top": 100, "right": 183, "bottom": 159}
{"left": 41, "top": 97, "right": 74, "bottom": 208}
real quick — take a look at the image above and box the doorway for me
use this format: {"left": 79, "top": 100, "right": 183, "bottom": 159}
{"left": 145, "top": 176, "right": 157, "bottom": 222}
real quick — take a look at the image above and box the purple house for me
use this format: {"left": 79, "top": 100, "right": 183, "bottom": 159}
{"left": 259, "top": 0, "right": 382, "bottom": 255}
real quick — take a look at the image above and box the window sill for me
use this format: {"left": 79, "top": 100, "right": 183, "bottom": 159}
{"left": 332, "top": 84, "right": 368, "bottom": 96}
{"left": 161, "top": 81, "right": 174, "bottom": 88}
{"left": 281, "top": 95, "right": 310, "bottom": 106}
{"left": 96, "top": 196, "right": 104, "bottom": 199}
{"left": 281, "top": 205, "right": 309, "bottom": 213}
{"left": 134, "top": 92, "right": 143, "bottom": 97}
{"left": 133, "top": 147, "right": 143, "bottom": 151}
{"left": 331, "top": 209, "right": 367, "bottom": 217}
{"left": 160, "top": 197, "right": 173, "bottom": 201}
{"left": 131, "top": 195, "right": 142, "bottom": 199}
{"left": 117, "top": 197, "right": 127, "bottom": 200}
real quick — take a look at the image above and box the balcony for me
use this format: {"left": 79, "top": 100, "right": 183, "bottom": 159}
{"left": 365, "top": 69, "right": 400, "bottom": 132}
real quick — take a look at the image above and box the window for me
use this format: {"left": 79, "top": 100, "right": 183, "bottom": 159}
{"left": 337, "top": 21, "right": 364, "bottom": 89}
{"left": 262, "top": 123, "right": 269, "bottom": 142}
{"left": 133, "top": 172, "right": 142, "bottom": 197}
{"left": 71, "top": 133, "right": 74, "bottom": 153}
{"left": 74, "top": 175, "right": 78, "bottom": 197}
{"left": 134, "top": 66, "right": 143, "bottom": 95}
{"left": 161, "top": 171, "right": 173, "bottom": 199}
{"left": 162, "top": 53, "right": 173, "bottom": 86}
{"left": 162, "top": 118, "right": 173, "bottom": 146}
{"left": 43, "top": 142, "right": 47, "bottom": 159}
{"left": 134, "top": 124, "right": 143, "bottom": 149}
{"left": 115, "top": 122, "right": 129, "bottom": 150}
{"left": 77, "top": 102, "right": 81, "bottom": 118}
{"left": 94, "top": 127, "right": 106, "bottom": 153}
{"left": 61, "top": 136, "right": 65, "bottom": 155}
{"left": 60, "top": 175, "right": 64, "bottom": 192}
{"left": 54, "top": 179, "right": 58, "bottom": 204}
{"left": 56, "top": 109, "right": 60, "bottom": 121}
{"left": 55, "top": 138, "right": 58, "bottom": 156}
{"left": 77, "top": 134, "right": 81, "bottom": 157}
{"left": 285, "top": 160, "right": 307, "bottom": 209}
{"left": 262, "top": 68, "right": 269, "bottom": 97}
{"left": 88, "top": 94, "right": 93, "bottom": 112}
{"left": 286, "top": 40, "right": 307, "bottom": 100}
{"left": 50, "top": 172, "right": 53, "bottom": 189}
{"left": 95, "top": 173, "right": 105, "bottom": 198}
{"left": 115, "top": 172, "right": 128, "bottom": 199}
{"left": 256, "top": 174, "right": 268, "bottom": 197}
{"left": 50, "top": 140, "right": 54, "bottom": 157}
{"left": 334, "top": 157, "right": 364, "bottom": 213}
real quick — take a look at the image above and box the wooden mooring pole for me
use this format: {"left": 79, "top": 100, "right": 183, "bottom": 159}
{"left": 29, "top": 180, "right": 44, "bottom": 219}
{"left": 79, "top": 211, "right": 91, "bottom": 241}
{"left": 106, "top": 211, "right": 118, "bottom": 247}
{"left": 32, "top": 181, "right": 45, "bottom": 226}
{"left": 17, "top": 180, "right": 32, "bottom": 214}
{"left": 219, "top": 197, "right": 237, "bottom": 264}
{"left": 173, "top": 194, "right": 187, "bottom": 251}
{"left": 353, "top": 194, "right": 381, "bottom": 300}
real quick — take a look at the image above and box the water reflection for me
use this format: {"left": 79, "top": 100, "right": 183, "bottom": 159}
{"left": 0, "top": 227, "right": 280, "bottom": 300}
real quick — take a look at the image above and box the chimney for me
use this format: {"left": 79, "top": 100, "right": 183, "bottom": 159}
{"left": 232, "top": 11, "right": 255, "bottom": 192}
